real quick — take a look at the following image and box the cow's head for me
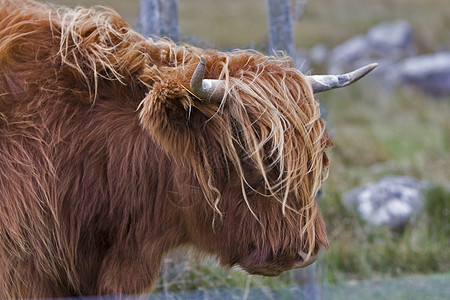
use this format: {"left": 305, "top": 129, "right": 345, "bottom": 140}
{"left": 139, "top": 47, "right": 376, "bottom": 276}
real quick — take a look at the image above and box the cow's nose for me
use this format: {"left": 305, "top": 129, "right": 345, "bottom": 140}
{"left": 294, "top": 251, "right": 318, "bottom": 268}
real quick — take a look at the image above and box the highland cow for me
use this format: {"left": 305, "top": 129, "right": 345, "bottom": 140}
{"left": 0, "top": 0, "right": 376, "bottom": 297}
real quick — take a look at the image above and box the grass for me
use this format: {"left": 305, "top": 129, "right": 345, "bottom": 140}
{"left": 320, "top": 272, "right": 450, "bottom": 300}
{"left": 319, "top": 192, "right": 449, "bottom": 282}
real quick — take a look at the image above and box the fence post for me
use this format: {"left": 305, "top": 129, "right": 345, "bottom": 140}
{"left": 264, "top": 0, "right": 296, "bottom": 60}
{"left": 138, "top": 0, "right": 179, "bottom": 43}
{"left": 293, "top": 263, "right": 319, "bottom": 299}
{"left": 160, "top": 0, "right": 179, "bottom": 43}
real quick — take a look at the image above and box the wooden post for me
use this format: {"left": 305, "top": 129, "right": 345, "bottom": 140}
{"left": 138, "top": 0, "right": 160, "bottom": 38}
{"left": 293, "top": 263, "right": 319, "bottom": 300}
{"left": 264, "top": 0, "right": 296, "bottom": 60}
{"left": 160, "top": 0, "right": 179, "bottom": 43}
{"left": 138, "top": 0, "right": 179, "bottom": 43}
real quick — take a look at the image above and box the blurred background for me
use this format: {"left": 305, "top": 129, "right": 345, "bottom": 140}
{"left": 41, "top": 0, "right": 450, "bottom": 298}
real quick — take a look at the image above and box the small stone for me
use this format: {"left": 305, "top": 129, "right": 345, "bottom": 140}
{"left": 367, "top": 20, "right": 415, "bottom": 59}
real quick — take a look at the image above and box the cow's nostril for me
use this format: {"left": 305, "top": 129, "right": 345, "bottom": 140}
{"left": 294, "top": 251, "right": 318, "bottom": 268}
{"left": 295, "top": 251, "right": 307, "bottom": 262}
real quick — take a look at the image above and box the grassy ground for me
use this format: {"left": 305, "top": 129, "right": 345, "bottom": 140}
{"left": 39, "top": 0, "right": 450, "bottom": 292}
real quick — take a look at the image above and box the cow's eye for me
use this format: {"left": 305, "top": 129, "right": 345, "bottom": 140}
{"left": 244, "top": 177, "right": 263, "bottom": 195}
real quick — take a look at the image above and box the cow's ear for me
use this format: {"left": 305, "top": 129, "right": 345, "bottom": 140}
{"left": 139, "top": 79, "right": 203, "bottom": 159}
{"left": 140, "top": 80, "right": 193, "bottom": 124}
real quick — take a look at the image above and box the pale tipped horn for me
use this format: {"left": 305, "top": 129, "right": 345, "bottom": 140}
{"left": 190, "top": 55, "right": 224, "bottom": 101}
{"left": 307, "top": 63, "right": 378, "bottom": 93}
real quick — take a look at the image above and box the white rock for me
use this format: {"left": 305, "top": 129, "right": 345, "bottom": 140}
{"left": 342, "top": 176, "right": 429, "bottom": 229}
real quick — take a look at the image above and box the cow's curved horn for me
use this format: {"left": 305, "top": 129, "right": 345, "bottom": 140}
{"left": 307, "top": 63, "right": 378, "bottom": 93}
{"left": 190, "top": 55, "right": 224, "bottom": 101}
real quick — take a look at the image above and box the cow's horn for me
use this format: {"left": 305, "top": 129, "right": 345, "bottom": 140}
{"left": 307, "top": 63, "right": 378, "bottom": 93}
{"left": 190, "top": 55, "right": 224, "bottom": 101}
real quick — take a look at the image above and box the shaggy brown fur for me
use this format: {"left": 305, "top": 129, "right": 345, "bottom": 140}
{"left": 0, "top": 0, "right": 332, "bottom": 297}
